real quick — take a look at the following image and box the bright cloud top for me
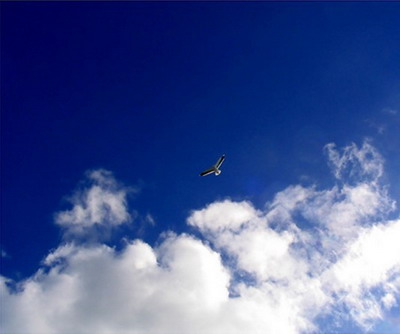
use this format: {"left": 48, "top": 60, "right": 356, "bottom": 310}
{"left": 187, "top": 200, "right": 260, "bottom": 232}
{"left": 1, "top": 141, "right": 399, "bottom": 334}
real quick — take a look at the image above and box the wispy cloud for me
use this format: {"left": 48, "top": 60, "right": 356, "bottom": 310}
{"left": 382, "top": 108, "right": 399, "bottom": 115}
{"left": 324, "top": 140, "right": 384, "bottom": 183}
{"left": 1, "top": 248, "right": 9, "bottom": 259}
{"left": 1, "top": 141, "right": 399, "bottom": 334}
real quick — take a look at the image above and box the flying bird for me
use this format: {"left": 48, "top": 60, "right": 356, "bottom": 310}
{"left": 200, "top": 155, "right": 225, "bottom": 176}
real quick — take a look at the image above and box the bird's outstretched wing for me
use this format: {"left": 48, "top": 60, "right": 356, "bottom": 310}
{"left": 215, "top": 155, "right": 225, "bottom": 169}
{"left": 200, "top": 168, "right": 214, "bottom": 176}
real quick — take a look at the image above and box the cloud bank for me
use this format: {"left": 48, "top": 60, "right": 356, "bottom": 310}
{"left": 1, "top": 141, "right": 399, "bottom": 334}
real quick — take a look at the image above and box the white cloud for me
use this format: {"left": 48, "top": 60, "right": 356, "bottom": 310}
{"left": 301, "top": 183, "right": 394, "bottom": 239}
{"left": 326, "top": 220, "right": 400, "bottom": 292}
{"left": 55, "top": 169, "right": 133, "bottom": 238}
{"left": 1, "top": 235, "right": 231, "bottom": 334}
{"left": 265, "top": 185, "right": 315, "bottom": 224}
{"left": 264, "top": 142, "right": 395, "bottom": 239}
{"left": 145, "top": 213, "right": 156, "bottom": 226}
{"left": 1, "top": 141, "right": 400, "bottom": 334}
{"left": 382, "top": 293, "right": 397, "bottom": 310}
{"left": 324, "top": 141, "right": 384, "bottom": 183}
{"left": 188, "top": 200, "right": 259, "bottom": 232}
{"left": 321, "top": 219, "right": 400, "bottom": 329}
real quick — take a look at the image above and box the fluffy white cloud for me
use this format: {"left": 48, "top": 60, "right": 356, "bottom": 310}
{"left": 55, "top": 169, "right": 133, "bottom": 238}
{"left": 0, "top": 234, "right": 322, "bottom": 334}
{"left": 326, "top": 220, "right": 400, "bottom": 292}
{"left": 1, "top": 235, "right": 230, "bottom": 334}
{"left": 1, "top": 141, "right": 399, "bottom": 334}
{"left": 322, "top": 219, "right": 400, "bottom": 329}
{"left": 301, "top": 183, "right": 394, "bottom": 239}
{"left": 188, "top": 200, "right": 259, "bottom": 232}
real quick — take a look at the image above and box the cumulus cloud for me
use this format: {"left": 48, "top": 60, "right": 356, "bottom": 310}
{"left": 1, "top": 141, "right": 399, "bottom": 334}
{"left": 55, "top": 169, "right": 133, "bottom": 238}
{"left": 1, "top": 235, "right": 231, "bottom": 334}
{"left": 187, "top": 200, "right": 260, "bottom": 232}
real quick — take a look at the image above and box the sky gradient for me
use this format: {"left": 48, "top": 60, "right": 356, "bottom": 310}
{"left": 1, "top": 2, "right": 400, "bottom": 334}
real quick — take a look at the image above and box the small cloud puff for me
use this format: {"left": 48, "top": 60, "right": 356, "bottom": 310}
{"left": 188, "top": 200, "right": 260, "bottom": 232}
{"left": 55, "top": 169, "right": 134, "bottom": 239}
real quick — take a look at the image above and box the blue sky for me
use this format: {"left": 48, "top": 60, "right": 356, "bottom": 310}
{"left": 1, "top": 2, "right": 400, "bottom": 334}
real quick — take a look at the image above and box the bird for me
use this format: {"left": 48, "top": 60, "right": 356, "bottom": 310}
{"left": 200, "top": 155, "right": 225, "bottom": 176}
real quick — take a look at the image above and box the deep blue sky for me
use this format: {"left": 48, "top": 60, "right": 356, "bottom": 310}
{"left": 1, "top": 0, "right": 399, "bottom": 291}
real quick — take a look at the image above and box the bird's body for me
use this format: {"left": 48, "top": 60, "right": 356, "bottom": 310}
{"left": 200, "top": 155, "right": 225, "bottom": 176}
